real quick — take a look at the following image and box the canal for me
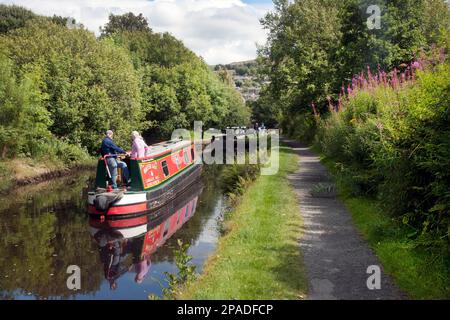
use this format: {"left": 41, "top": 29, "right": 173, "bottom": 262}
{"left": 0, "top": 165, "right": 226, "bottom": 300}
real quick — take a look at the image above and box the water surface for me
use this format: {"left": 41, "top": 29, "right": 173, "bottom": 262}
{"left": 0, "top": 166, "right": 225, "bottom": 300}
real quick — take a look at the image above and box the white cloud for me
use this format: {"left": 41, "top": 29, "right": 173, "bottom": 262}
{"left": 0, "top": 0, "right": 272, "bottom": 64}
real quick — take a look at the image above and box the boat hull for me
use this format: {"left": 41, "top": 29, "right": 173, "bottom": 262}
{"left": 88, "top": 163, "right": 202, "bottom": 219}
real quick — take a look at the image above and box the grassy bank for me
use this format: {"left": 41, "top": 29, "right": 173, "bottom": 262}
{"left": 0, "top": 157, "right": 96, "bottom": 193}
{"left": 179, "top": 146, "right": 307, "bottom": 299}
{"left": 318, "top": 154, "right": 450, "bottom": 299}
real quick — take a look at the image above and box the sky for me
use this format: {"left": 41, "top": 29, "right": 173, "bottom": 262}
{"left": 0, "top": 0, "right": 275, "bottom": 65}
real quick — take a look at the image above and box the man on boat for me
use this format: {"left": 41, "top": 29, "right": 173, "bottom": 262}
{"left": 101, "top": 130, "right": 130, "bottom": 189}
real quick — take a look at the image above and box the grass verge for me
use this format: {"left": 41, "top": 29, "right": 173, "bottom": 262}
{"left": 317, "top": 152, "right": 450, "bottom": 299}
{"left": 0, "top": 157, "right": 96, "bottom": 193}
{"left": 178, "top": 146, "right": 307, "bottom": 299}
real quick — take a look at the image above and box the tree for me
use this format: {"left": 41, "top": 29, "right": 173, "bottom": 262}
{"left": 216, "top": 68, "right": 235, "bottom": 87}
{"left": 102, "top": 13, "right": 249, "bottom": 138}
{"left": 0, "top": 53, "right": 52, "bottom": 158}
{"left": 256, "top": 0, "right": 450, "bottom": 140}
{"left": 258, "top": 0, "right": 342, "bottom": 138}
{"left": 0, "top": 4, "right": 36, "bottom": 34}
{"left": 1, "top": 19, "right": 143, "bottom": 154}
{"left": 110, "top": 30, "right": 197, "bottom": 68}
{"left": 0, "top": 6, "right": 250, "bottom": 161}
{"left": 100, "top": 12, "right": 151, "bottom": 37}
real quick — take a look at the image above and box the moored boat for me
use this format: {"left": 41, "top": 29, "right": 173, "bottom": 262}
{"left": 87, "top": 139, "right": 202, "bottom": 219}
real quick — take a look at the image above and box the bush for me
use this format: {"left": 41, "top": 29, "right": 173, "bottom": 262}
{"left": 221, "top": 162, "right": 260, "bottom": 204}
{"left": 316, "top": 62, "right": 450, "bottom": 240}
{"left": 0, "top": 7, "right": 251, "bottom": 166}
{"left": 283, "top": 111, "right": 317, "bottom": 143}
{"left": 0, "top": 53, "right": 52, "bottom": 159}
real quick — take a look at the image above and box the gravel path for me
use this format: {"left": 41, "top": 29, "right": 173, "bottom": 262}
{"left": 283, "top": 139, "right": 406, "bottom": 300}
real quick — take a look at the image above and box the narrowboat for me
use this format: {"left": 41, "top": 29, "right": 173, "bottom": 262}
{"left": 87, "top": 139, "right": 202, "bottom": 219}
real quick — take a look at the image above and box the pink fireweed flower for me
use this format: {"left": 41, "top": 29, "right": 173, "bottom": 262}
{"left": 381, "top": 71, "right": 387, "bottom": 86}
{"left": 392, "top": 69, "right": 399, "bottom": 88}
{"left": 352, "top": 77, "right": 357, "bottom": 90}
{"left": 411, "top": 61, "right": 421, "bottom": 70}
{"left": 362, "top": 78, "right": 368, "bottom": 89}
{"left": 347, "top": 85, "right": 352, "bottom": 96}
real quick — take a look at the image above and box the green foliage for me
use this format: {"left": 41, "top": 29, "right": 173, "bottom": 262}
{"left": 221, "top": 162, "right": 260, "bottom": 206}
{"left": 140, "top": 61, "right": 216, "bottom": 136}
{"left": 216, "top": 68, "right": 235, "bottom": 87}
{"left": 100, "top": 12, "right": 151, "bottom": 37}
{"left": 316, "top": 64, "right": 450, "bottom": 240}
{"left": 215, "top": 61, "right": 258, "bottom": 77}
{"left": 336, "top": 0, "right": 450, "bottom": 78}
{"left": 0, "top": 53, "right": 52, "bottom": 158}
{"left": 281, "top": 111, "right": 317, "bottom": 143}
{"left": 311, "top": 182, "right": 337, "bottom": 197}
{"left": 318, "top": 158, "right": 450, "bottom": 298}
{"left": 0, "top": 6, "right": 249, "bottom": 168}
{"left": 256, "top": 0, "right": 450, "bottom": 140}
{"left": 161, "top": 239, "right": 197, "bottom": 299}
{"left": 108, "top": 24, "right": 250, "bottom": 138}
{"left": 0, "top": 5, "right": 36, "bottom": 34}
{"left": 257, "top": 0, "right": 343, "bottom": 138}
{"left": 247, "top": 88, "right": 281, "bottom": 128}
{"left": 111, "top": 30, "right": 197, "bottom": 69}
{"left": 1, "top": 19, "right": 143, "bottom": 154}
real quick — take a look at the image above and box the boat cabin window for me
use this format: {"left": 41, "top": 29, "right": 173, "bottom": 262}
{"left": 184, "top": 150, "right": 189, "bottom": 164}
{"left": 190, "top": 148, "right": 195, "bottom": 162}
{"left": 161, "top": 160, "right": 170, "bottom": 177}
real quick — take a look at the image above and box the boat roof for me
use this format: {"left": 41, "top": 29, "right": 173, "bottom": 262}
{"left": 146, "top": 139, "right": 192, "bottom": 158}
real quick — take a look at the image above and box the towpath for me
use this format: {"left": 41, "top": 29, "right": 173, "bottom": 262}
{"left": 282, "top": 139, "right": 406, "bottom": 300}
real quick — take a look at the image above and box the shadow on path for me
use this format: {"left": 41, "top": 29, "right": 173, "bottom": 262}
{"left": 282, "top": 138, "right": 406, "bottom": 300}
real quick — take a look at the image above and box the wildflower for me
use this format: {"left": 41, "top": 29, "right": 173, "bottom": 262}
{"left": 392, "top": 69, "right": 399, "bottom": 88}
{"left": 347, "top": 85, "right": 352, "bottom": 96}
{"left": 411, "top": 61, "right": 421, "bottom": 69}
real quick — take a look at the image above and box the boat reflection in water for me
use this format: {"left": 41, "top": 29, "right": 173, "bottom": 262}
{"left": 89, "top": 181, "right": 204, "bottom": 290}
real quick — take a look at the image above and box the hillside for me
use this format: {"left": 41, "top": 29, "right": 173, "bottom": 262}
{"left": 213, "top": 60, "right": 267, "bottom": 102}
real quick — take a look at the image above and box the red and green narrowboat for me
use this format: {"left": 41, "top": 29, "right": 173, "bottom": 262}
{"left": 89, "top": 180, "right": 202, "bottom": 241}
{"left": 87, "top": 139, "right": 202, "bottom": 219}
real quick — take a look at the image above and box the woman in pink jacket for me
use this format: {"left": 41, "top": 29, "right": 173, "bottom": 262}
{"left": 131, "top": 131, "right": 149, "bottom": 159}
